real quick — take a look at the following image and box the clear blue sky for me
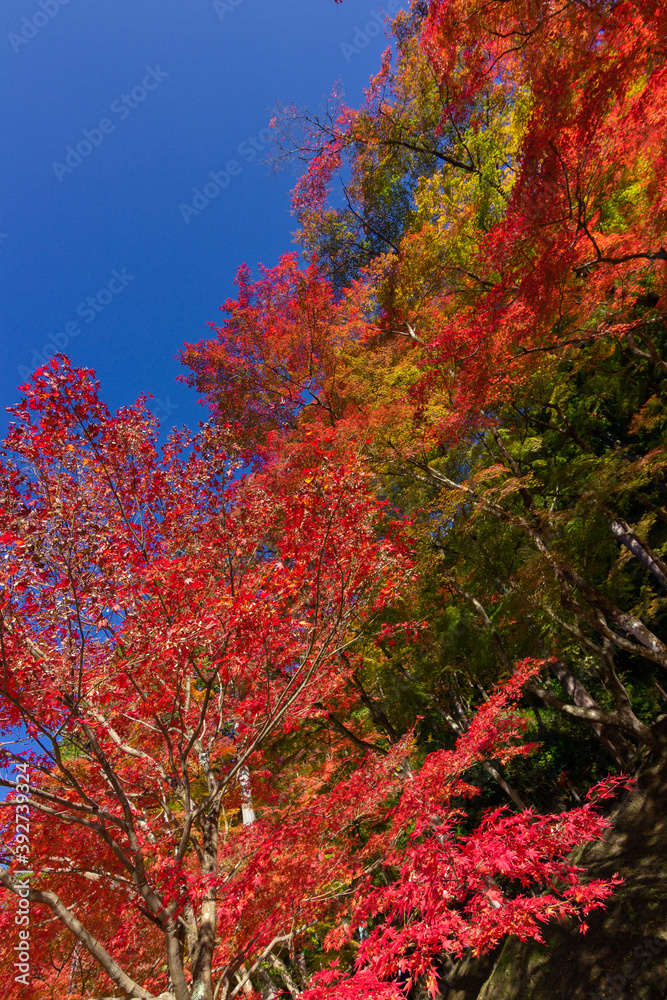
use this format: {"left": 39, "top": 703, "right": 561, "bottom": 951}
{"left": 0, "top": 0, "right": 401, "bottom": 440}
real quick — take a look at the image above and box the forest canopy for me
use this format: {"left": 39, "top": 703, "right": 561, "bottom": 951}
{"left": 2, "top": 2, "right": 667, "bottom": 998}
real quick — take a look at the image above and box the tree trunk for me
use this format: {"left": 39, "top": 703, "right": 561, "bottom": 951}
{"left": 548, "top": 659, "right": 633, "bottom": 768}
{"left": 239, "top": 765, "right": 256, "bottom": 826}
{"left": 191, "top": 810, "right": 220, "bottom": 1000}
{"left": 608, "top": 515, "right": 667, "bottom": 589}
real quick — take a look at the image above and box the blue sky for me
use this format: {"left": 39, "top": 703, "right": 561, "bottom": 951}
{"left": 0, "top": 0, "right": 402, "bottom": 440}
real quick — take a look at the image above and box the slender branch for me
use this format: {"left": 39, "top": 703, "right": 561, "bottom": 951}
{"left": 0, "top": 871, "right": 156, "bottom": 1000}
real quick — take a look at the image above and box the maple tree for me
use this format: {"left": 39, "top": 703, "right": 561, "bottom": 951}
{"left": 275, "top": 0, "right": 667, "bottom": 434}
{"left": 0, "top": 364, "right": 628, "bottom": 1000}
{"left": 0, "top": 359, "right": 410, "bottom": 998}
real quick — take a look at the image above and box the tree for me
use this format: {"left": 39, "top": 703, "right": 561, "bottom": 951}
{"left": 0, "top": 360, "right": 409, "bottom": 999}
{"left": 273, "top": 0, "right": 667, "bottom": 441}
{"left": 0, "top": 364, "right": 625, "bottom": 999}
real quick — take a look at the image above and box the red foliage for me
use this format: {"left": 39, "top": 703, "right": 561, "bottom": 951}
{"left": 180, "top": 254, "right": 348, "bottom": 461}
{"left": 0, "top": 363, "right": 626, "bottom": 999}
